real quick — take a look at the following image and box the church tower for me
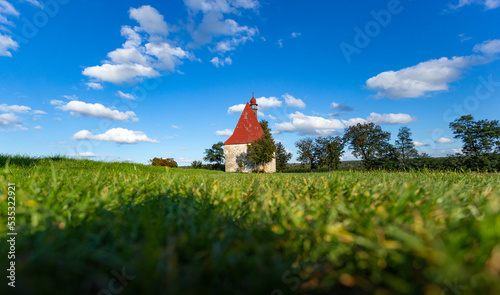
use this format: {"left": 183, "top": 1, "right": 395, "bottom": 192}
{"left": 250, "top": 93, "right": 258, "bottom": 118}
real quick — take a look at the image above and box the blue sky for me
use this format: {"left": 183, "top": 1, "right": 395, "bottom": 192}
{"left": 1, "top": 0, "right": 499, "bottom": 164}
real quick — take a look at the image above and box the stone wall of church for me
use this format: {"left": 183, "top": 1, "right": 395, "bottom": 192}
{"left": 225, "top": 144, "right": 276, "bottom": 173}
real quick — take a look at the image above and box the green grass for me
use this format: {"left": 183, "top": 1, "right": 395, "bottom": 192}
{"left": 1, "top": 156, "right": 500, "bottom": 295}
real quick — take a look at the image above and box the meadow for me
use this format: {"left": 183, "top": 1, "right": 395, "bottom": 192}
{"left": 1, "top": 156, "right": 500, "bottom": 295}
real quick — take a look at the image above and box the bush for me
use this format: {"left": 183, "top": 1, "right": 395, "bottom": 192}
{"left": 150, "top": 157, "right": 178, "bottom": 168}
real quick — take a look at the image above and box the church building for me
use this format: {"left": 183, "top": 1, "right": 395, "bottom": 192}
{"left": 223, "top": 95, "right": 276, "bottom": 173}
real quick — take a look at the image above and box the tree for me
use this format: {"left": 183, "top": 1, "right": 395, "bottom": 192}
{"left": 150, "top": 157, "right": 178, "bottom": 168}
{"left": 343, "top": 123, "right": 391, "bottom": 169}
{"left": 295, "top": 138, "right": 315, "bottom": 172}
{"left": 275, "top": 142, "right": 292, "bottom": 172}
{"left": 395, "top": 126, "right": 418, "bottom": 167}
{"left": 191, "top": 160, "right": 202, "bottom": 169}
{"left": 315, "top": 136, "right": 345, "bottom": 171}
{"left": 204, "top": 142, "right": 225, "bottom": 168}
{"left": 247, "top": 120, "right": 276, "bottom": 171}
{"left": 450, "top": 115, "right": 500, "bottom": 156}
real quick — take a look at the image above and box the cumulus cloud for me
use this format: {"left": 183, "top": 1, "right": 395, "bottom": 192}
{"left": 413, "top": 141, "right": 430, "bottom": 147}
{"left": 283, "top": 93, "right": 306, "bottom": 108}
{"left": 72, "top": 128, "right": 159, "bottom": 144}
{"left": 227, "top": 96, "right": 282, "bottom": 114}
{"left": 291, "top": 32, "right": 301, "bottom": 38}
{"left": 83, "top": 6, "right": 192, "bottom": 84}
{"left": 129, "top": 5, "right": 169, "bottom": 36}
{"left": 34, "top": 125, "right": 42, "bottom": 130}
{"left": 210, "top": 56, "right": 232, "bottom": 67}
{"left": 0, "top": 33, "right": 18, "bottom": 57}
{"left": 367, "top": 112, "right": 417, "bottom": 124}
{"left": 275, "top": 111, "right": 415, "bottom": 135}
{"left": 0, "top": 104, "right": 31, "bottom": 113}
{"left": 473, "top": 39, "right": 500, "bottom": 55}
{"left": 0, "top": 113, "right": 21, "bottom": 127}
{"left": 62, "top": 95, "right": 79, "bottom": 100}
{"left": 116, "top": 91, "right": 135, "bottom": 100}
{"left": 185, "top": 0, "right": 259, "bottom": 56}
{"left": 215, "top": 129, "right": 233, "bottom": 136}
{"left": 0, "top": 0, "right": 19, "bottom": 57}
{"left": 56, "top": 100, "right": 138, "bottom": 122}
{"left": 436, "top": 137, "right": 456, "bottom": 144}
{"left": 86, "top": 82, "right": 103, "bottom": 90}
{"left": 366, "top": 40, "right": 500, "bottom": 99}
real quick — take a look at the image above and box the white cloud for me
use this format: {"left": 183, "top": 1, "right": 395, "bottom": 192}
{"left": 116, "top": 91, "right": 135, "bottom": 100}
{"left": 129, "top": 5, "right": 169, "bottom": 36}
{"left": 0, "top": 113, "right": 20, "bottom": 127}
{"left": 366, "top": 40, "right": 500, "bottom": 99}
{"left": 256, "top": 96, "right": 282, "bottom": 110}
{"left": 413, "top": 141, "right": 430, "bottom": 147}
{"left": 210, "top": 56, "right": 233, "bottom": 67}
{"left": 72, "top": 128, "right": 159, "bottom": 144}
{"left": 86, "top": 82, "right": 103, "bottom": 90}
{"left": 0, "top": 33, "right": 18, "bottom": 57}
{"left": 367, "top": 112, "right": 417, "bottom": 124}
{"left": 473, "top": 39, "right": 500, "bottom": 55}
{"left": 83, "top": 64, "right": 159, "bottom": 84}
{"left": 0, "top": 1, "right": 19, "bottom": 57}
{"left": 451, "top": 0, "right": 500, "bottom": 10}
{"left": 178, "top": 157, "right": 195, "bottom": 163}
{"left": 282, "top": 93, "right": 305, "bottom": 109}
{"left": 34, "top": 125, "right": 42, "bottom": 130}
{"left": 57, "top": 100, "right": 138, "bottom": 122}
{"left": 83, "top": 6, "right": 192, "bottom": 84}
{"left": 228, "top": 103, "right": 245, "bottom": 114}
{"left": 215, "top": 129, "right": 233, "bottom": 136}
{"left": 23, "top": 0, "right": 43, "bottom": 9}
{"left": 50, "top": 100, "right": 64, "bottom": 106}
{"left": 275, "top": 112, "right": 346, "bottom": 135}
{"left": 275, "top": 111, "right": 415, "bottom": 135}
{"left": 0, "top": 104, "right": 31, "bottom": 113}
{"left": 436, "top": 137, "right": 456, "bottom": 144}
{"left": 184, "top": 0, "right": 259, "bottom": 14}
{"left": 291, "top": 32, "right": 301, "bottom": 38}
{"left": 62, "top": 95, "right": 79, "bottom": 100}
{"left": 171, "top": 125, "right": 181, "bottom": 129}
{"left": 277, "top": 39, "right": 283, "bottom": 47}
{"left": 32, "top": 110, "right": 46, "bottom": 115}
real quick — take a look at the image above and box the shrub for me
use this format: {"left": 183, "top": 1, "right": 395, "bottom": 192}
{"left": 150, "top": 157, "right": 178, "bottom": 168}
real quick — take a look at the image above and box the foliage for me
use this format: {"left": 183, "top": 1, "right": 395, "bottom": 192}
{"left": 343, "top": 122, "right": 392, "bottom": 169}
{"left": 247, "top": 120, "right": 276, "bottom": 171}
{"left": 203, "top": 142, "right": 225, "bottom": 165}
{"left": 395, "top": 126, "right": 419, "bottom": 167}
{"left": 450, "top": 115, "right": 500, "bottom": 156}
{"left": 190, "top": 160, "right": 203, "bottom": 169}
{"left": 314, "top": 136, "right": 345, "bottom": 171}
{"left": 1, "top": 156, "right": 500, "bottom": 294}
{"left": 295, "top": 138, "right": 316, "bottom": 171}
{"left": 150, "top": 157, "right": 178, "bottom": 168}
{"left": 275, "top": 142, "right": 292, "bottom": 172}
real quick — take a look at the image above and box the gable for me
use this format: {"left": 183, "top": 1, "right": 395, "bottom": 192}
{"left": 224, "top": 102, "right": 265, "bottom": 145}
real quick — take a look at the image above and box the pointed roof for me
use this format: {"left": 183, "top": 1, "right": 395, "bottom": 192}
{"left": 224, "top": 102, "right": 265, "bottom": 145}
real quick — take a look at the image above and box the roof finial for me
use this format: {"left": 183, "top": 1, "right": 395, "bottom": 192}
{"left": 252, "top": 92, "right": 254, "bottom": 98}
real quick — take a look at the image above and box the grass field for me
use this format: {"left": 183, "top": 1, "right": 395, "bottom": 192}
{"left": 1, "top": 156, "right": 500, "bottom": 295}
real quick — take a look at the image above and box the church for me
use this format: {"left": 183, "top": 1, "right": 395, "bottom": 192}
{"left": 223, "top": 95, "right": 276, "bottom": 173}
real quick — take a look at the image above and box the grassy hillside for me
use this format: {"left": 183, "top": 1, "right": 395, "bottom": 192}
{"left": 1, "top": 156, "right": 500, "bottom": 295}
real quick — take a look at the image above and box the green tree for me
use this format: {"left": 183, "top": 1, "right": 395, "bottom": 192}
{"left": 247, "top": 120, "right": 276, "bottom": 171}
{"left": 275, "top": 142, "right": 292, "bottom": 172}
{"left": 191, "top": 160, "right": 202, "bottom": 169}
{"left": 395, "top": 126, "right": 419, "bottom": 167}
{"left": 315, "top": 136, "right": 345, "bottom": 171}
{"left": 343, "top": 122, "right": 391, "bottom": 169}
{"left": 204, "top": 142, "right": 225, "bottom": 167}
{"left": 450, "top": 115, "right": 500, "bottom": 156}
{"left": 295, "top": 138, "right": 315, "bottom": 172}
{"left": 150, "top": 157, "right": 178, "bottom": 168}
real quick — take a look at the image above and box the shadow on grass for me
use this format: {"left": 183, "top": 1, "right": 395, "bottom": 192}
{"left": 1, "top": 192, "right": 299, "bottom": 295}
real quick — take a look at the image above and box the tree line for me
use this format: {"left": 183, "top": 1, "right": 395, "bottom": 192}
{"left": 199, "top": 114, "right": 500, "bottom": 172}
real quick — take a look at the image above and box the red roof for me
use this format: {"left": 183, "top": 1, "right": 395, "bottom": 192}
{"left": 250, "top": 96, "right": 257, "bottom": 105}
{"left": 224, "top": 102, "right": 265, "bottom": 145}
